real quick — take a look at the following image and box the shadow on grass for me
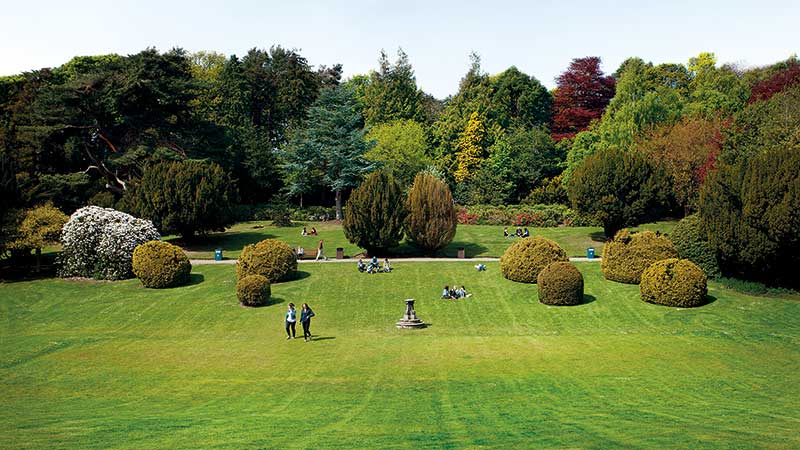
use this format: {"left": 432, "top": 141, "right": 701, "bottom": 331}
{"left": 311, "top": 336, "right": 336, "bottom": 341}
{"left": 169, "top": 230, "right": 277, "bottom": 253}
{"left": 186, "top": 273, "right": 205, "bottom": 286}
{"left": 703, "top": 294, "right": 718, "bottom": 306}
{"left": 581, "top": 294, "right": 597, "bottom": 305}
{"left": 589, "top": 232, "right": 608, "bottom": 242}
{"left": 290, "top": 271, "right": 311, "bottom": 281}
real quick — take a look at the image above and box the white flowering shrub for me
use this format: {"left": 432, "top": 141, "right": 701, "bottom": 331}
{"left": 59, "top": 206, "right": 161, "bottom": 280}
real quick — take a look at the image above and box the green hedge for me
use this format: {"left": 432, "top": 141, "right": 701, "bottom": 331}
{"left": 537, "top": 262, "right": 584, "bottom": 306}
{"left": 236, "top": 274, "right": 271, "bottom": 307}
{"left": 132, "top": 240, "right": 191, "bottom": 288}
{"left": 640, "top": 258, "right": 708, "bottom": 307}
{"left": 236, "top": 239, "right": 297, "bottom": 282}
{"left": 500, "top": 236, "right": 569, "bottom": 283}
{"left": 456, "top": 204, "right": 598, "bottom": 227}
{"left": 671, "top": 214, "right": 720, "bottom": 278}
{"left": 601, "top": 230, "right": 678, "bottom": 284}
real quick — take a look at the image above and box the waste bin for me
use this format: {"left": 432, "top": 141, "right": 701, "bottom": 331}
{"left": 336, "top": 247, "right": 344, "bottom": 259}
{"left": 215, "top": 249, "right": 223, "bottom": 261}
{"left": 587, "top": 247, "right": 595, "bottom": 259}
{"left": 457, "top": 247, "right": 465, "bottom": 259}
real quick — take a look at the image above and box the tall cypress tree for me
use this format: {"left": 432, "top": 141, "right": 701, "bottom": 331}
{"left": 342, "top": 171, "right": 406, "bottom": 255}
{"left": 405, "top": 172, "right": 457, "bottom": 253}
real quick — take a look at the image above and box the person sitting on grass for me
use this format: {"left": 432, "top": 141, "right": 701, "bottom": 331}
{"left": 310, "top": 227, "right": 318, "bottom": 236}
{"left": 522, "top": 228, "right": 530, "bottom": 238}
{"left": 383, "top": 258, "right": 392, "bottom": 273}
{"left": 301, "top": 227, "right": 308, "bottom": 236}
{"left": 515, "top": 227, "right": 523, "bottom": 237}
{"left": 367, "top": 256, "right": 379, "bottom": 273}
{"left": 357, "top": 258, "right": 366, "bottom": 272}
{"left": 441, "top": 285, "right": 451, "bottom": 299}
{"left": 503, "top": 227, "right": 509, "bottom": 238}
{"left": 474, "top": 263, "right": 486, "bottom": 271}
{"left": 457, "top": 285, "right": 473, "bottom": 298}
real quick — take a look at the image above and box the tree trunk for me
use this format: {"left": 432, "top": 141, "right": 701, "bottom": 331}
{"left": 35, "top": 248, "right": 41, "bottom": 273}
{"left": 335, "top": 189, "right": 343, "bottom": 220}
{"left": 299, "top": 193, "right": 304, "bottom": 209}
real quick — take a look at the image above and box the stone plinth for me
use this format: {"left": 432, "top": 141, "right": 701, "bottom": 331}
{"left": 396, "top": 299, "right": 426, "bottom": 329}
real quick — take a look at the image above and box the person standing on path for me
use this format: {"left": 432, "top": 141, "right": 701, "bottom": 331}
{"left": 285, "top": 303, "right": 297, "bottom": 339}
{"left": 315, "top": 239, "right": 327, "bottom": 261}
{"left": 300, "top": 303, "right": 315, "bottom": 342}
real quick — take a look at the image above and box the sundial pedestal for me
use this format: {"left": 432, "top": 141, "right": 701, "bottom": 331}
{"left": 395, "top": 299, "right": 426, "bottom": 329}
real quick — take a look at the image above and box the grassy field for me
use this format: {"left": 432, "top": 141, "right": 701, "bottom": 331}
{"left": 2, "top": 261, "right": 798, "bottom": 448}
{"left": 171, "top": 220, "right": 677, "bottom": 259}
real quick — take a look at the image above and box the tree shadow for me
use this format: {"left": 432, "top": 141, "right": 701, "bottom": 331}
{"left": 289, "top": 271, "right": 311, "bottom": 281}
{"left": 186, "top": 273, "right": 205, "bottom": 286}
{"left": 589, "top": 232, "right": 608, "bottom": 242}
{"left": 702, "top": 294, "right": 717, "bottom": 306}
{"left": 580, "top": 294, "right": 597, "bottom": 305}
{"left": 243, "top": 296, "right": 286, "bottom": 308}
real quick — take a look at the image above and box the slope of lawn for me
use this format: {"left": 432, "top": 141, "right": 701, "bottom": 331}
{"left": 1, "top": 262, "right": 798, "bottom": 449}
{"left": 171, "top": 220, "right": 677, "bottom": 259}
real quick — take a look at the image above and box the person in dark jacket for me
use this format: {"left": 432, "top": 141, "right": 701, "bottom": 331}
{"left": 300, "top": 303, "right": 315, "bottom": 342}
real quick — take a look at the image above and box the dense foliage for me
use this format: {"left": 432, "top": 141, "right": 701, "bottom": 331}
{"left": 9, "top": 204, "right": 69, "bottom": 271}
{"left": 343, "top": 171, "right": 407, "bottom": 254}
{"left": 601, "top": 230, "right": 678, "bottom": 284}
{"left": 568, "top": 148, "right": 671, "bottom": 238}
{"left": 59, "top": 206, "right": 160, "bottom": 280}
{"left": 132, "top": 240, "right": 192, "bottom": 288}
{"left": 537, "top": 261, "right": 584, "bottom": 306}
{"left": 551, "top": 57, "right": 616, "bottom": 141}
{"left": 500, "top": 236, "right": 568, "bottom": 283}
{"left": 236, "top": 239, "right": 297, "bottom": 282}
{"left": 236, "top": 274, "right": 272, "bottom": 307}
{"left": 640, "top": 258, "right": 708, "bottom": 307}
{"left": 404, "top": 172, "right": 457, "bottom": 252}
{"left": 670, "top": 214, "right": 720, "bottom": 278}
{"left": 699, "top": 144, "right": 800, "bottom": 287}
{"left": 128, "top": 160, "right": 237, "bottom": 238}
{"left": 456, "top": 204, "right": 596, "bottom": 227}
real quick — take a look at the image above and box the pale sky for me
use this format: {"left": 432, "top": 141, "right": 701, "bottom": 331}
{"left": 1, "top": 0, "right": 798, "bottom": 98}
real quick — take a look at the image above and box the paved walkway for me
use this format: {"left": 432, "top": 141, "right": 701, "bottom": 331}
{"left": 191, "top": 256, "right": 601, "bottom": 265}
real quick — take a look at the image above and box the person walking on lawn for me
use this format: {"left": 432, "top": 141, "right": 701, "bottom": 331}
{"left": 285, "top": 303, "right": 297, "bottom": 339}
{"left": 301, "top": 303, "right": 316, "bottom": 342}
{"left": 315, "top": 239, "right": 328, "bottom": 261}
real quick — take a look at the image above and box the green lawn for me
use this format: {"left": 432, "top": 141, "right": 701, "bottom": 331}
{"left": 2, "top": 262, "right": 798, "bottom": 448}
{"left": 171, "top": 220, "right": 678, "bottom": 259}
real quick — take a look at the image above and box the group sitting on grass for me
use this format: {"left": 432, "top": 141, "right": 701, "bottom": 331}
{"left": 503, "top": 227, "right": 530, "bottom": 238}
{"left": 357, "top": 256, "right": 392, "bottom": 273}
{"left": 441, "top": 285, "right": 472, "bottom": 300}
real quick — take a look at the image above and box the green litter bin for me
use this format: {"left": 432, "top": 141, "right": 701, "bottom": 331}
{"left": 587, "top": 247, "right": 595, "bottom": 259}
{"left": 215, "top": 249, "right": 223, "bottom": 261}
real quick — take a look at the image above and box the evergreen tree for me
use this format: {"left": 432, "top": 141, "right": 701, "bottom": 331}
{"left": 128, "top": 160, "right": 237, "bottom": 238}
{"left": 281, "top": 86, "right": 376, "bottom": 219}
{"left": 362, "top": 49, "right": 425, "bottom": 127}
{"left": 568, "top": 148, "right": 672, "bottom": 238}
{"left": 343, "top": 171, "right": 406, "bottom": 254}
{"left": 405, "top": 172, "right": 457, "bottom": 253}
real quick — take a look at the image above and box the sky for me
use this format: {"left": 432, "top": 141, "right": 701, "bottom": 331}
{"left": 1, "top": 0, "right": 798, "bottom": 99}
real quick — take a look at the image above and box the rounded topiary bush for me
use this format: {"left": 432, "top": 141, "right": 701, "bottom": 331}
{"left": 236, "top": 239, "right": 297, "bottom": 282}
{"left": 640, "top": 258, "right": 708, "bottom": 307}
{"left": 500, "top": 236, "right": 569, "bottom": 283}
{"left": 59, "top": 206, "right": 161, "bottom": 280}
{"left": 132, "top": 240, "right": 191, "bottom": 288}
{"left": 601, "top": 230, "right": 678, "bottom": 284}
{"left": 537, "top": 262, "right": 584, "bottom": 306}
{"left": 671, "top": 214, "right": 720, "bottom": 278}
{"left": 236, "top": 274, "right": 271, "bottom": 307}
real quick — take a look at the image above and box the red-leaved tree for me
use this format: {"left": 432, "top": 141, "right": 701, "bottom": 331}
{"left": 749, "top": 61, "right": 800, "bottom": 103}
{"left": 551, "top": 57, "right": 616, "bottom": 141}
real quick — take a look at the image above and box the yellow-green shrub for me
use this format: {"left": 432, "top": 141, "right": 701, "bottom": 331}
{"left": 236, "top": 239, "right": 297, "bottom": 282}
{"left": 500, "top": 236, "right": 568, "bottom": 283}
{"left": 132, "top": 240, "right": 191, "bottom": 288}
{"left": 640, "top": 258, "right": 708, "bottom": 307}
{"left": 236, "top": 274, "right": 271, "bottom": 307}
{"left": 601, "top": 230, "right": 678, "bottom": 284}
{"left": 537, "top": 262, "right": 584, "bottom": 306}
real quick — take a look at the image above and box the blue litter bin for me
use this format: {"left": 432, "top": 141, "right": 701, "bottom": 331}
{"left": 215, "top": 249, "right": 223, "bottom": 261}
{"left": 587, "top": 247, "right": 595, "bottom": 259}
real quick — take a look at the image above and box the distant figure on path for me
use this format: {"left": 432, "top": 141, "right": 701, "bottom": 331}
{"left": 285, "top": 303, "right": 297, "bottom": 339}
{"left": 315, "top": 240, "right": 327, "bottom": 261}
{"left": 301, "top": 303, "right": 315, "bottom": 342}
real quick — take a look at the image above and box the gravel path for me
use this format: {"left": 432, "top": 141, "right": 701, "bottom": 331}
{"left": 191, "top": 256, "right": 601, "bottom": 265}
